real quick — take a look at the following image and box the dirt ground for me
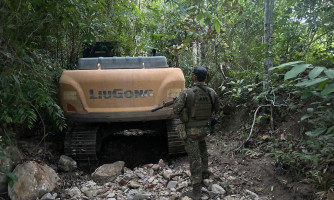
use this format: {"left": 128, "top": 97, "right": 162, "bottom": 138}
{"left": 1, "top": 110, "right": 319, "bottom": 200}
{"left": 3, "top": 130, "right": 316, "bottom": 200}
{"left": 204, "top": 135, "right": 314, "bottom": 200}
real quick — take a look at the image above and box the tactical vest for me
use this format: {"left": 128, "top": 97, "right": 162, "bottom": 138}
{"left": 182, "top": 85, "right": 213, "bottom": 127}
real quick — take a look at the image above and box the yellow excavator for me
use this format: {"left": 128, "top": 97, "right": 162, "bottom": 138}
{"left": 59, "top": 54, "right": 185, "bottom": 161}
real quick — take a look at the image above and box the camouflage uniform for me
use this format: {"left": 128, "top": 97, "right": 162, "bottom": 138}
{"left": 173, "top": 82, "right": 219, "bottom": 185}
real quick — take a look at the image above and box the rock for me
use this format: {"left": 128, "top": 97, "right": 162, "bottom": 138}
{"left": 129, "top": 180, "right": 141, "bottom": 189}
{"left": 148, "top": 168, "right": 154, "bottom": 176}
{"left": 223, "top": 195, "right": 239, "bottom": 200}
{"left": 107, "top": 192, "right": 115, "bottom": 198}
{"left": 167, "top": 181, "right": 178, "bottom": 189}
{"left": 152, "top": 164, "right": 160, "bottom": 171}
{"left": 136, "top": 172, "right": 145, "bottom": 179}
{"left": 148, "top": 176, "right": 155, "bottom": 183}
{"left": 84, "top": 180, "right": 97, "bottom": 187}
{"left": 204, "top": 186, "right": 220, "bottom": 199}
{"left": 133, "top": 193, "right": 151, "bottom": 200}
{"left": 92, "top": 161, "right": 125, "bottom": 184}
{"left": 8, "top": 161, "right": 60, "bottom": 200}
{"left": 58, "top": 155, "right": 77, "bottom": 172}
{"left": 0, "top": 172, "right": 7, "bottom": 193}
{"left": 185, "top": 170, "right": 191, "bottom": 177}
{"left": 40, "top": 193, "right": 57, "bottom": 200}
{"left": 212, "top": 184, "right": 226, "bottom": 195}
{"left": 119, "top": 173, "right": 133, "bottom": 186}
{"left": 0, "top": 158, "right": 11, "bottom": 193}
{"left": 127, "top": 189, "right": 139, "bottom": 200}
{"left": 203, "top": 179, "right": 213, "bottom": 187}
{"left": 158, "top": 159, "right": 165, "bottom": 168}
{"left": 201, "top": 195, "right": 209, "bottom": 200}
{"left": 0, "top": 145, "right": 23, "bottom": 193}
{"left": 126, "top": 189, "right": 151, "bottom": 200}
{"left": 160, "top": 191, "right": 170, "bottom": 196}
{"left": 162, "top": 169, "right": 173, "bottom": 180}
{"left": 79, "top": 180, "right": 104, "bottom": 198}
{"left": 124, "top": 167, "right": 132, "bottom": 173}
{"left": 3, "top": 146, "right": 23, "bottom": 169}
{"left": 202, "top": 187, "right": 210, "bottom": 193}
{"left": 80, "top": 186, "right": 89, "bottom": 193}
{"left": 82, "top": 189, "right": 99, "bottom": 198}
{"left": 104, "top": 182, "right": 114, "bottom": 187}
{"left": 118, "top": 178, "right": 128, "bottom": 186}
{"left": 59, "top": 189, "right": 70, "bottom": 199}
{"left": 68, "top": 187, "right": 82, "bottom": 197}
{"left": 227, "top": 175, "right": 236, "bottom": 181}
{"left": 142, "top": 164, "right": 153, "bottom": 168}
{"left": 178, "top": 181, "right": 188, "bottom": 188}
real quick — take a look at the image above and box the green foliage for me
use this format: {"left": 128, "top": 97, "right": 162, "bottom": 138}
{"left": 0, "top": 0, "right": 144, "bottom": 133}
{"left": 0, "top": 0, "right": 333, "bottom": 190}
{"left": 270, "top": 61, "right": 334, "bottom": 136}
{"left": 0, "top": 49, "right": 66, "bottom": 132}
{"left": 268, "top": 61, "right": 334, "bottom": 189}
{"left": 6, "top": 172, "right": 18, "bottom": 188}
{"left": 222, "top": 79, "right": 261, "bottom": 104}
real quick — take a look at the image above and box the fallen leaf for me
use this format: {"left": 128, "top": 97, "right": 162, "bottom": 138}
{"left": 280, "top": 133, "right": 286, "bottom": 141}
{"left": 262, "top": 135, "right": 270, "bottom": 140}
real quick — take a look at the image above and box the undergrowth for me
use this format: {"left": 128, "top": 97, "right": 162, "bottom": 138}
{"left": 219, "top": 61, "right": 334, "bottom": 191}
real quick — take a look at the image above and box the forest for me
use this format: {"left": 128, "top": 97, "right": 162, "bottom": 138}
{"left": 0, "top": 0, "right": 333, "bottom": 199}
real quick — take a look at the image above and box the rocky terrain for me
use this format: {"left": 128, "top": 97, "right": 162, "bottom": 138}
{"left": 0, "top": 129, "right": 317, "bottom": 200}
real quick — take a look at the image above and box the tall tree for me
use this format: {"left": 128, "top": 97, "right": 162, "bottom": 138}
{"left": 263, "top": 0, "right": 274, "bottom": 92}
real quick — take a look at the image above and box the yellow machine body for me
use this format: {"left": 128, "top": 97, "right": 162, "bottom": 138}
{"left": 59, "top": 57, "right": 185, "bottom": 122}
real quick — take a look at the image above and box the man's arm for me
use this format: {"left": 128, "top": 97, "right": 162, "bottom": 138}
{"left": 173, "top": 90, "right": 187, "bottom": 116}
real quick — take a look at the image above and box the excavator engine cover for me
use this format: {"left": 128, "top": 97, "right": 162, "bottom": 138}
{"left": 59, "top": 56, "right": 186, "bottom": 161}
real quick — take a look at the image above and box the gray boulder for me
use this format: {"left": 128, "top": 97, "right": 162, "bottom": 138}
{"left": 92, "top": 161, "right": 125, "bottom": 184}
{"left": 0, "top": 172, "right": 7, "bottom": 193}
{"left": 162, "top": 169, "right": 173, "bottom": 180}
{"left": 8, "top": 161, "right": 60, "bottom": 200}
{"left": 211, "top": 184, "right": 226, "bottom": 195}
{"left": 167, "top": 181, "right": 178, "bottom": 189}
{"left": 58, "top": 155, "right": 77, "bottom": 172}
{"left": 127, "top": 189, "right": 151, "bottom": 200}
{"left": 40, "top": 192, "right": 57, "bottom": 200}
{"left": 0, "top": 145, "right": 23, "bottom": 193}
{"left": 3, "top": 146, "right": 23, "bottom": 168}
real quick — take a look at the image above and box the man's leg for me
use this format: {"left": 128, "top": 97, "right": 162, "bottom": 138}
{"left": 184, "top": 137, "right": 202, "bottom": 199}
{"left": 199, "top": 139, "right": 210, "bottom": 179}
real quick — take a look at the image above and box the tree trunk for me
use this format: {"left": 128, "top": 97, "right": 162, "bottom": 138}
{"left": 263, "top": 0, "right": 274, "bottom": 92}
{"left": 192, "top": 42, "right": 198, "bottom": 66}
{"left": 197, "top": 42, "right": 201, "bottom": 66}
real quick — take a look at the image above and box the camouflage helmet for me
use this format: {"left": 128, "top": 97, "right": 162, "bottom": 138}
{"left": 193, "top": 66, "right": 207, "bottom": 82}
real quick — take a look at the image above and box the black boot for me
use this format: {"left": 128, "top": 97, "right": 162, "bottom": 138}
{"left": 182, "top": 183, "right": 201, "bottom": 200}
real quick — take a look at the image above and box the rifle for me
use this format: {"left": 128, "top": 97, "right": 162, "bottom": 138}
{"left": 151, "top": 99, "right": 175, "bottom": 112}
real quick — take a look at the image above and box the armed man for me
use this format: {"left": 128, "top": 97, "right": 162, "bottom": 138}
{"left": 173, "top": 66, "right": 219, "bottom": 199}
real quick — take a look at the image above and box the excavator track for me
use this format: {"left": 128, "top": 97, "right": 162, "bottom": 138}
{"left": 166, "top": 119, "right": 186, "bottom": 155}
{"left": 64, "top": 123, "right": 99, "bottom": 162}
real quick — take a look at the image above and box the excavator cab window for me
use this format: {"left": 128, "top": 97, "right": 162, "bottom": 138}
{"left": 83, "top": 42, "right": 115, "bottom": 58}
